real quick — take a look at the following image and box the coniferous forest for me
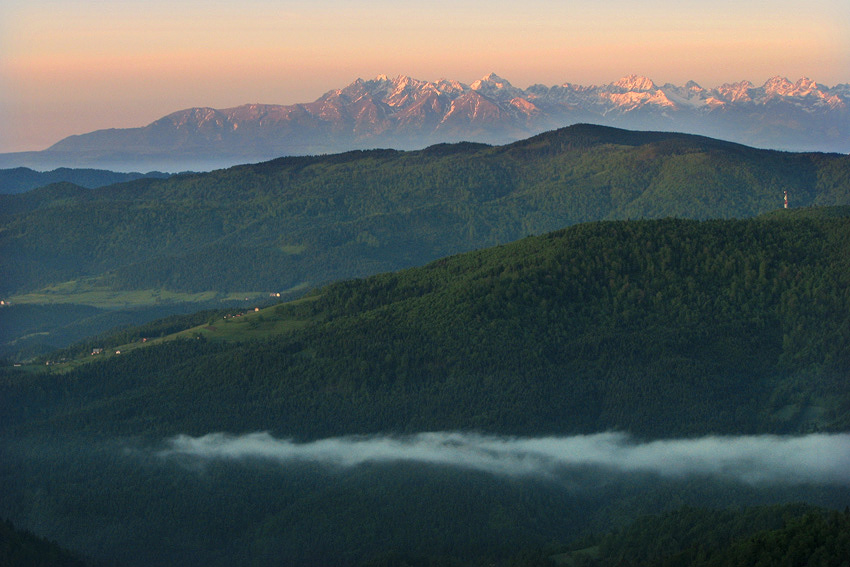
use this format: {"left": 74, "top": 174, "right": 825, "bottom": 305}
{"left": 2, "top": 205, "right": 850, "bottom": 566}
{"left": 2, "top": 124, "right": 850, "bottom": 356}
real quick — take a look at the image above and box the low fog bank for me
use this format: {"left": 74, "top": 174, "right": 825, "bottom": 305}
{"left": 159, "top": 431, "right": 850, "bottom": 485}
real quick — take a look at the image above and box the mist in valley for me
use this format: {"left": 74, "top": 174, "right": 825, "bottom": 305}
{"left": 159, "top": 430, "right": 850, "bottom": 486}
{"left": 4, "top": 430, "right": 850, "bottom": 566}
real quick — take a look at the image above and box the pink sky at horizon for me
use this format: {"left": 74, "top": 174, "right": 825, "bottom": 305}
{"left": 2, "top": 0, "right": 848, "bottom": 154}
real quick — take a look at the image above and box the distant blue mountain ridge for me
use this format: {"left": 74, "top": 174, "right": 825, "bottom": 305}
{"left": 1, "top": 73, "right": 847, "bottom": 172}
{"left": 0, "top": 166, "right": 171, "bottom": 194}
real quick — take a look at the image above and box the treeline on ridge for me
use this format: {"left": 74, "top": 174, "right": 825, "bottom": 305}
{"left": 3, "top": 124, "right": 850, "bottom": 298}
{"left": 0, "top": 517, "right": 93, "bottom": 567}
{"left": 3, "top": 212, "right": 849, "bottom": 439}
{"left": 362, "top": 504, "right": 850, "bottom": 567}
{"left": 557, "top": 503, "right": 850, "bottom": 567}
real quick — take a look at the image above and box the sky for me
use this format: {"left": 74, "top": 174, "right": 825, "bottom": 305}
{"left": 1, "top": 0, "right": 848, "bottom": 154}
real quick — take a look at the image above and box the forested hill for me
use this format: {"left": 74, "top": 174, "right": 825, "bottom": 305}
{"left": 3, "top": 211, "right": 849, "bottom": 567}
{"left": 0, "top": 166, "right": 171, "bottom": 195}
{"left": 4, "top": 124, "right": 849, "bottom": 357}
{"left": 3, "top": 124, "right": 850, "bottom": 299}
{"left": 0, "top": 518, "right": 92, "bottom": 567}
{"left": 558, "top": 504, "right": 850, "bottom": 567}
{"left": 5, "top": 211, "right": 849, "bottom": 439}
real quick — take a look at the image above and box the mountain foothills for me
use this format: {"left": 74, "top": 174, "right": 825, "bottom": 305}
{"left": 0, "top": 518, "right": 92, "bottom": 567}
{"left": 0, "top": 167, "right": 171, "bottom": 195}
{"left": 1, "top": 210, "right": 850, "bottom": 566}
{"left": 2, "top": 124, "right": 850, "bottom": 356}
{"left": 7, "top": 210, "right": 850, "bottom": 438}
{"left": 559, "top": 504, "right": 850, "bottom": 567}
{"left": 2, "top": 73, "right": 847, "bottom": 171}
{"left": 3, "top": 126, "right": 850, "bottom": 566}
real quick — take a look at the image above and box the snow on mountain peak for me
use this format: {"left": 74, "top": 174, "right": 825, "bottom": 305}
{"left": 74, "top": 72, "right": 850, "bottom": 165}
{"left": 717, "top": 81, "right": 753, "bottom": 102}
{"left": 510, "top": 97, "right": 539, "bottom": 114}
{"left": 483, "top": 72, "right": 509, "bottom": 83}
{"left": 469, "top": 73, "right": 525, "bottom": 103}
{"left": 471, "top": 72, "right": 513, "bottom": 90}
{"left": 791, "top": 77, "right": 822, "bottom": 96}
{"left": 435, "top": 78, "right": 467, "bottom": 94}
{"left": 613, "top": 75, "right": 656, "bottom": 92}
{"left": 382, "top": 75, "right": 425, "bottom": 107}
{"left": 763, "top": 76, "right": 795, "bottom": 95}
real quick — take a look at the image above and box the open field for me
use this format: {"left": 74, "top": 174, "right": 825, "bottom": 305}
{"left": 38, "top": 294, "right": 321, "bottom": 371}
{"left": 9, "top": 279, "right": 273, "bottom": 309}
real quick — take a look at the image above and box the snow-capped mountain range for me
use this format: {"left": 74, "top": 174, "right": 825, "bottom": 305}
{"left": 5, "top": 73, "right": 849, "bottom": 171}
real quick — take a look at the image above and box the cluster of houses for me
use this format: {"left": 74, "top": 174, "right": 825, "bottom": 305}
{"left": 223, "top": 307, "right": 262, "bottom": 320}
{"left": 38, "top": 302, "right": 273, "bottom": 367}
{"left": 91, "top": 347, "right": 123, "bottom": 355}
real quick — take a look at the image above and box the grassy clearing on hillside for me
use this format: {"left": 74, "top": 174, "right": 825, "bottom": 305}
{"left": 40, "top": 295, "right": 321, "bottom": 371}
{"left": 9, "top": 279, "right": 275, "bottom": 308}
{"left": 551, "top": 546, "right": 600, "bottom": 566}
{"left": 278, "top": 244, "right": 307, "bottom": 254}
{"left": 175, "top": 307, "right": 316, "bottom": 342}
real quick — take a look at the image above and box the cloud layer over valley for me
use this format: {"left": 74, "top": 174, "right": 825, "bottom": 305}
{"left": 159, "top": 431, "right": 850, "bottom": 485}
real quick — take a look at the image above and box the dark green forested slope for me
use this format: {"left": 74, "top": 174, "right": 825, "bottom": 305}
{"left": 0, "top": 518, "right": 92, "bottom": 567}
{"left": 3, "top": 211, "right": 849, "bottom": 439}
{"left": 4, "top": 125, "right": 849, "bottom": 356}
{"left": 562, "top": 504, "right": 850, "bottom": 567}
{"left": 2, "top": 212, "right": 850, "bottom": 567}
{"left": 0, "top": 166, "right": 171, "bottom": 195}
{"left": 3, "top": 124, "right": 849, "bottom": 297}
{"left": 367, "top": 504, "right": 850, "bottom": 567}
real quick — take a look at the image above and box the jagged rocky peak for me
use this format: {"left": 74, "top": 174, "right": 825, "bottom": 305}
{"left": 341, "top": 75, "right": 402, "bottom": 103}
{"left": 157, "top": 107, "right": 225, "bottom": 129}
{"left": 376, "top": 74, "right": 413, "bottom": 88}
{"left": 717, "top": 80, "right": 754, "bottom": 102}
{"left": 524, "top": 84, "right": 551, "bottom": 96}
{"left": 34, "top": 71, "right": 850, "bottom": 169}
{"left": 762, "top": 76, "right": 796, "bottom": 95}
{"left": 510, "top": 97, "right": 539, "bottom": 114}
{"left": 721, "top": 80, "right": 754, "bottom": 89}
{"left": 760, "top": 76, "right": 828, "bottom": 98}
{"left": 367, "top": 75, "right": 464, "bottom": 101}
{"left": 470, "top": 73, "right": 525, "bottom": 101}
{"left": 471, "top": 72, "right": 513, "bottom": 89}
{"left": 796, "top": 77, "right": 819, "bottom": 90}
{"left": 434, "top": 78, "right": 468, "bottom": 94}
{"left": 613, "top": 75, "right": 657, "bottom": 92}
{"left": 787, "top": 77, "right": 825, "bottom": 97}
{"left": 322, "top": 77, "right": 366, "bottom": 100}
{"left": 384, "top": 75, "right": 431, "bottom": 106}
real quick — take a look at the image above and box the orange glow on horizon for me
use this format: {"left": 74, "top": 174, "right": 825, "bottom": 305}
{"left": 1, "top": 0, "right": 848, "bottom": 153}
